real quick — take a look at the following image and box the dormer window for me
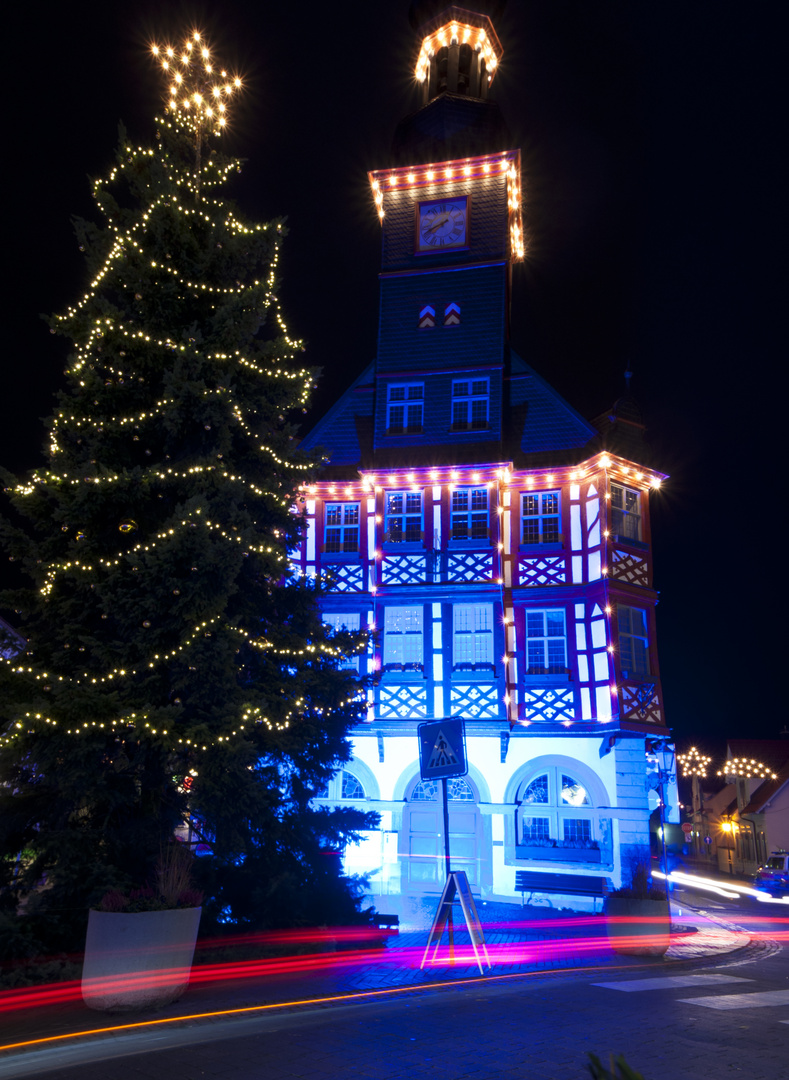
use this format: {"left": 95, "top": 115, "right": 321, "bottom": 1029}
{"left": 387, "top": 383, "right": 424, "bottom": 434}
{"left": 451, "top": 378, "right": 488, "bottom": 430}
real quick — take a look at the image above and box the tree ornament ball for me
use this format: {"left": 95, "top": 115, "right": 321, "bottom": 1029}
{"left": 142, "top": 620, "right": 151, "bottom": 628}
{"left": 119, "top": 519, "right": 138, "bottom": 534}
{"left": 173, "top": 589, "right": 180, "bottom": 595}
{"left": 76, "top": 532, "right": 86, "bottom": 541}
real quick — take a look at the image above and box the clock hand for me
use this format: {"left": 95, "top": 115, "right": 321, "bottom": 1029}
{"left": 426, "top": 213, "right": 450, "bottom": 234}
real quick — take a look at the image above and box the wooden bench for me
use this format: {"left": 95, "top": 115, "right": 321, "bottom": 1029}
{"left": 374, "top": 913, "right": 400, "bottom": 930}
{"left": 515, "top": 871, "right": 608, "bottom": 910}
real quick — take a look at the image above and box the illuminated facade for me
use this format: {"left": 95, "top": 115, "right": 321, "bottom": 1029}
{"left": 298, "top": 3, "right": 676, "bottom": 916}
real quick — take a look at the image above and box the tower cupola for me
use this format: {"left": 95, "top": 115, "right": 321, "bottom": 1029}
{"left": 410, "top": 3, "right": 505, "bottom": 104}
{"left": 395, "top": 3, "right": 511, "bottom": 165}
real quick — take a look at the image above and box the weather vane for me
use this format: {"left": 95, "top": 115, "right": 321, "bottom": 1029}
{"left": 151, "top": 31, "right": 242, "bottom": 178}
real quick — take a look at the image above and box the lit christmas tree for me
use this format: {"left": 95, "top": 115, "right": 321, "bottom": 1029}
{"left": 0, "top": 32, "right": 374, "bottom": 949}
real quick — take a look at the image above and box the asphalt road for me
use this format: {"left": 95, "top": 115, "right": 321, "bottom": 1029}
{"left": 3, "top": 886, "right": 787, "bottom": 1080}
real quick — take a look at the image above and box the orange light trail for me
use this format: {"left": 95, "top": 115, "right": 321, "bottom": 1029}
{"left": 0, "top": 960, "right": 655, "bottom": 1055}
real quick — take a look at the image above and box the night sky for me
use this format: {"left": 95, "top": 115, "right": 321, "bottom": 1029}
{"left": 3, "top": 2, "right": 781, "bottom": 748}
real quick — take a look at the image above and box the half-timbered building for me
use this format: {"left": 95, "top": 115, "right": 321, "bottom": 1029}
{"left": 296, "top": 2, "right": 677, "bottom": 920}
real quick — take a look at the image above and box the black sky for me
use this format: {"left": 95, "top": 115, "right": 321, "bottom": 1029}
{"left": 3, "top": 2, "right": 782, "bottom": 743}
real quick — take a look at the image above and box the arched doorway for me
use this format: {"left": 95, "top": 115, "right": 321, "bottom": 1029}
{"left": 401, "top": 776, "right": 483, "bottom": 892}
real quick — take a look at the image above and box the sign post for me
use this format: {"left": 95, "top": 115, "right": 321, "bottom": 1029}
{"left": 417, "top": 718, "right": 490, "bottom": 974}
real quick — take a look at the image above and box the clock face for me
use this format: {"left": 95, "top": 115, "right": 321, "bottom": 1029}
{"left": 417, "top": 197, "right": 468, "bottom": 251}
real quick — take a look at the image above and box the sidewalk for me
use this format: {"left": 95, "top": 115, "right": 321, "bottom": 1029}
{"left": 0, "top": 899, "right": 754, "bottom": 1059}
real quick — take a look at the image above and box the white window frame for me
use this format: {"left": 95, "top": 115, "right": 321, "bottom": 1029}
{"left": 610, "top": 482, "right": 641, "bottom": 542}
{"left": 385, "top": 490, "right": 423, "bottom": 544}
{"left": 451, "top": 378, "right": 489, "bottom": 431}
{"left": 383, "top": 606, "right": 424, "bottom": 670}
{"left": 521, "top": 491, "right": 560, "bottom": 545}
{"left": 617, "top": 605, "right": 650, "bottom": 679}
{"left": 517, "top": 767, "right": 596, "bottom": 848}
{"left": 324, "top": 612, "right": 361, "bottom": 671}
{"left": 324, "top": 502, "right": 360, "bottom": 553}
{"left": 450, "top": 486, "right": 489, "bottom": 541}
{"left": 525, "top": 609, "right": 567, "bottom": 673}
{"left": 386, "top": 383, "right": 424, "bottom": 434}
{"left": 453, "top": 604, "right": 494, "bottom": 669}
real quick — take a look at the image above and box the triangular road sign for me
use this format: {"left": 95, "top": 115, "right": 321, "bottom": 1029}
{"left": 428, "top": 729, "right": 459, "bottom": 770}
{"left": 418, "top": 718, "right": 467, "bottom": 780}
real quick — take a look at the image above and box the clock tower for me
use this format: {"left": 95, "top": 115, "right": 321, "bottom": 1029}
{"left": 368, "top": 2, "right": 522, "bottom": 466}
{"left": 299, "top": 3, "right": 674, "bottom": 917}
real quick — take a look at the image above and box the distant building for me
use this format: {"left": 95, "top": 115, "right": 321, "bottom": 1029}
{"left": 297, "top": 2, "right": 676, "bottom": 919}
{"left": 703, "top": 740, "right": 789, "bottom": 875}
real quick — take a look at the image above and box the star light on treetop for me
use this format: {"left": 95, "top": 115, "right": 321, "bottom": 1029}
{"left": 151, "top": 31, "right": 242, "bottom": 136}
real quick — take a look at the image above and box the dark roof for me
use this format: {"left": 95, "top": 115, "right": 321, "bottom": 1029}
{"left": 408, "top": 1, "right": 507, "bottom": 31}
{"left": 509, "top": 351, "right": 597, "bottom": 459}
{"left": 299, "top": 349, "right": 598, "bottom": 476}
{"left": 391, "top": 94, "right": 511, "bottom": 166}
{"left": 741, "top": 760, "right": 789, "bottom": 815}
{"left": 299, "top": 363, "right": 376, "bottom": 473}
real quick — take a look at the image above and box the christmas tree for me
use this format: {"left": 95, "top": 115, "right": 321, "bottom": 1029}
{"left": 0, "top": 32, "right": 375, "bottom": 951}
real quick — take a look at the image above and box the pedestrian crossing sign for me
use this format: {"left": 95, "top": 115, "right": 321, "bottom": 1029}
{"left": 418, "top": 718, "right": 467, "bottom": 780}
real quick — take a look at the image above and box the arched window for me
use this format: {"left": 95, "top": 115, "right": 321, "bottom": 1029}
{"left": 341, "top": 771, "right": 366, "bottom": 800}
{"left": 517, "top": 767, "right": 596, "bottom": 849}
{"left": 411, "top": 778, "right": 474, "bottom": 802}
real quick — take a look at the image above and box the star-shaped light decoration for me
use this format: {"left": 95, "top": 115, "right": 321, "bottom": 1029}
{"left": 151, "top": 31, "right": 242, "bottom": 137}
{"left": 677, "top": 746, "right": 712, "bottom": 778}
{"left": 717, "top": 757, "right": 778, "bottom": 781}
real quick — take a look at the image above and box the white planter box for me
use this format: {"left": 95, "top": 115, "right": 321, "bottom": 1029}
{"left": 81, "top": 907, "right": 202, "bottom": 1011}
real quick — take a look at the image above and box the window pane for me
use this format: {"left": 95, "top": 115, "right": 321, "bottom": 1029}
{"left": 448, "top": 778, "right": 474, "bottom": 801}
{"left": 411, "top": 780, "right": 438, "bottom": 801}
{"left": 522, "top": 490, "right": 561, "bottom": 544}
{"left": 522, "top": 774, "right": 549, "bottom": 804}
{"left": 563, "top": 819, "right": 592, "bottom": 843}
{"left": 341, "top": 772, "right": 365, "bottom": 799}
{"left": 522, "top": 817, "right": 550, "bottom": 842}
{"left": 560, "top": 776, "right": 590, "bottom": 806}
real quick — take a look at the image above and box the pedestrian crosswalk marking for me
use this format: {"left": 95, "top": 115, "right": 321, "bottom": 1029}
{"left": 593, "top": 975, "right": 752, "bottom": 992}
{"left": 678, "top": 990, "right": 789, "bottom": 1010}
{"left": 428, "top": 729, "right": 458, "bottom": 769}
